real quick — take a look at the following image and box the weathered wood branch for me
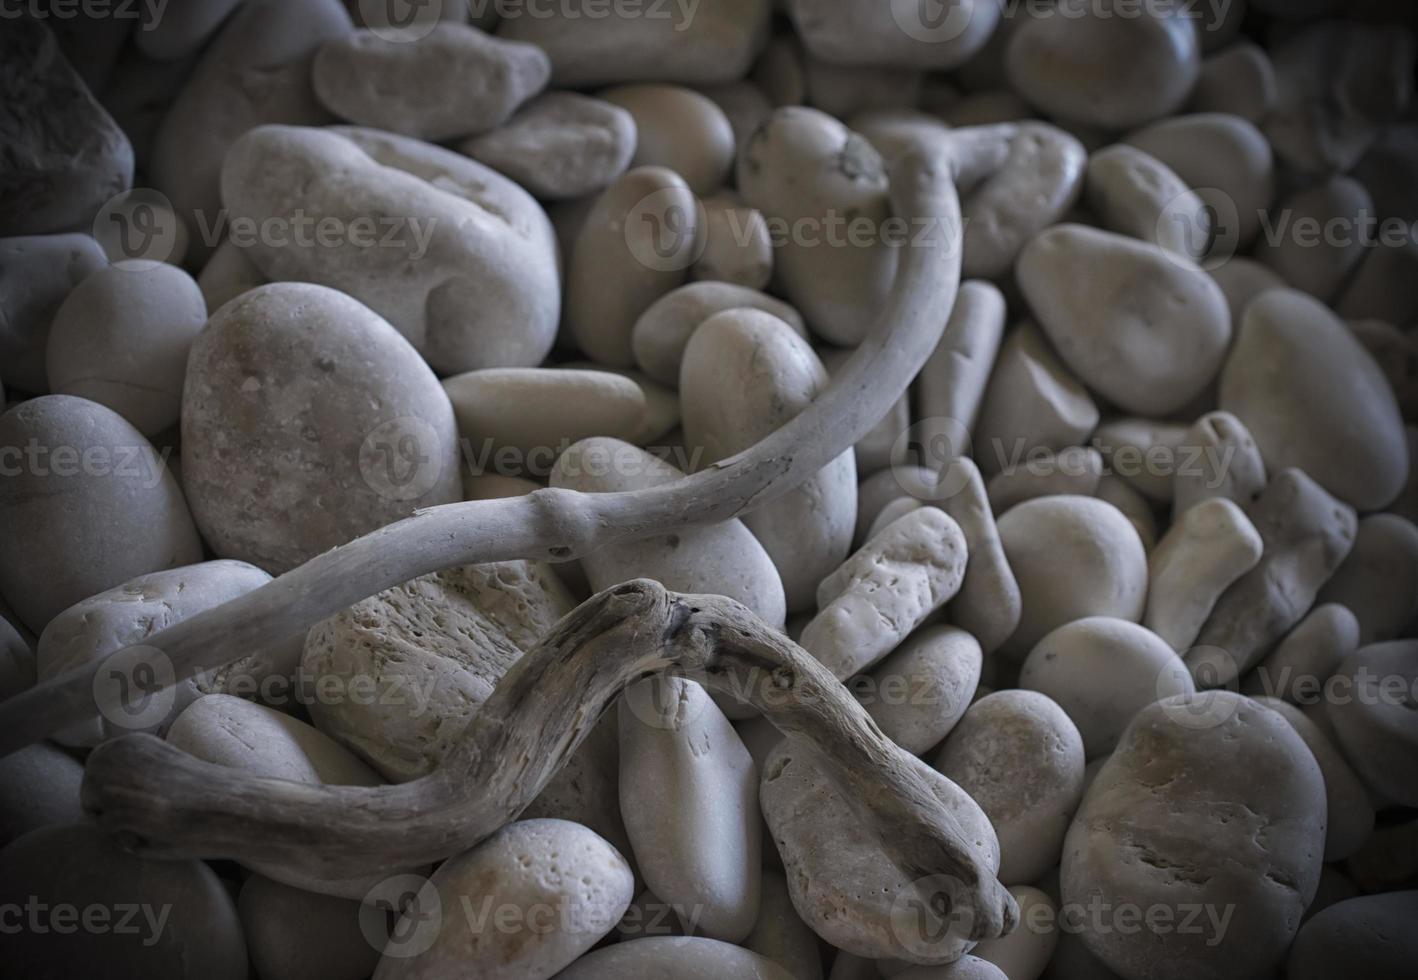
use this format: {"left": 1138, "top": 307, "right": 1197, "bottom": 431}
{"left": 83, "top": 580, "right": 1016, "bottom": 941}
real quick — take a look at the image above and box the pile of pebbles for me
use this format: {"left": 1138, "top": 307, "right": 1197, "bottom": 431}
{"left": 1, "top": 1, "right": 1416, "bottom": 978}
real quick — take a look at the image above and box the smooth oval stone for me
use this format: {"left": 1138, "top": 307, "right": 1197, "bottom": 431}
{"left": 760, "top": 740, "right": 1000, "bottom": 965}
{"left": 1062, "top": 693, "right": 1325, "bottom": 980}
{"left": 894, "top": 956, "right": 1007, "bottom": 980}
{"left": 680, "top": 308, "right": 855, "bottom": 612}
{"left": 1246, "top": 604, "right": 1360, "bottom": 706}
{"left": 0, "top": 395, "right": 202, "bottom": 634}
{"left": 1317, "top": 514, "right": 1418, "bottom": 644}
{"left": 1018, "top": 224, "right": 1230, "bottom": 417}
{"left": 941, "top": 456, "right": 1023, "bottom": 656}
{"left": 1326, "top": 640, "right": 1418, "bottom": 808}
{"left": 737, "top": 107, "right": 896, "bottom": 347}
{"left": 0, "top": 741, "right": 83, "bottom": 848}
{"left": 0, "top": 823, "right": 247, "bottom": 980}
{"left": 801, "top": 508, "right": 968, "bottom": 679}
{"left": 222, "top": 125, "right": 560, "bottom": 373}
{"left": 1252, "top": 696, "right": 1374, "bottom": 862}
{"left": 1085, "top": 144, "right": 1208, "bottom": 262}
{"left": 1006, "top": 0, "right": 1199, "bottom": 129}
{"left": 973, "top": 324, "right": 1099, "bottom": 478}
{"left": 961, "top": 123, "right": 1087, "bottom": 280}
{"left": 1220, "top": 288, "right": 1407, "bottom": 511}
{"left": 197, "top": 239, "right": 267, "bottom": 313}
{"left": 238, "top": 875, "right": 378, "bottom": 980}
{"left": 0, "top": 21, "right": 133, "bottom": 238}
{"left": 1287, "top": 891, "right": 1418, "bottom": 980}
{"left": 1096, "top": 474, "right": 1157, "bottom": 553}
{"left": 986, "top": 446, "right": 1103, "bottom": 515}
{"left": 1255, "top": 176, "right": 1373, "bottom": 304}
{"left": 1124, "top": 113, "right": 1273, "bottom": 247}
{"left": 602, "top": 84, "right": 735, "bottom": 195}
{"left": 620, "top": 678, "right": 760, "bottom": 942}
{"left": 861, "top": 625, "right": 982, "bottom": 756}
{"left": 691, "top": 193, "right": 773, "bottom": 290}
{"left": 566, "top": 167, "right": 699, "bottom": 368}
{"left": 557, "top": 936, "right": 796, "bottom": 980}
{"left": 918, "top": 280, "right": 1008, "bottom": 443}
{"left": 1189, "top": 41, "right": 1276, "bottom": 124}
{"left": 786, "top": 0, "right": 998, "bottom": 71}
{"left": 375, "top": 819, "right": 633, "bottom": 980}
{"left": 1265, "top": 22, "right": 1414, "bottom": 175}
{"left": 150, "top": 0, "right": 353, "bottom": 264}
{"left": 935, "top": 690, "right": 1086, "bottom": 885}
{"left": 1021, "top": 617, "right": 1194, "bottom": 760}
{"left": 181, "top": 282, "right": 462, "bottom": 574}
{"left": 444, "top": 368, "right": 647, "bottom": 463}
{"left": 47, "top": 262, "right": 206, "bottom": 437}
{"left": 304, "top": 560, "right": 574, "bottom": 782}
{"left": 1090, "top": 419, "right": 1189, "bottom": 504}
{"left": 1207, "top": 256, "right": 1285, "bottom": 325}
{"left": 38, "top": 560, "right": 303, "bottom": 746}
{"left": 136, "top": 0, "right": 242, "bottom": 60}
{"left": 496, "top": 0, "right": 771, "bottom": 87}
{"left": 997, "top": 496, "right": 1148, "bottom": 658}
{"left": 0, "top": 233, "right": 108, "bottom": 393}
{"left": 550, "top": 437, "right": 786, "bottom": 628}
{"left": 314, "top": 23, "right": 548, "bottom": 141}
{"left": 632, "top": 281, "right": 806, "bottom": 386}
{"left": 460, "top": 92, "right": 637, "bottom": 201}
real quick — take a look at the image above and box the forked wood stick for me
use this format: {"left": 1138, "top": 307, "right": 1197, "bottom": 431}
{"left": 83, "top": 580, "right": 1017, "bottom": 941}
{"left": 0, "top": 148, "right": 963, "bottom": 758}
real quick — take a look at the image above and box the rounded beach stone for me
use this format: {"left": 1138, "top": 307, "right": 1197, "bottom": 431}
{"left": 180, "top": 282, "right": 462, "bottom": 574}
{"left": 443, "top": 368, "right": 647, "bottom": 461}
{"left": 0, "top": 741, "right": 83, "bottom": 848}
{"left": 1084, "top": 144, "right": 1209, "bottom": 261}
{"left": 1124, "top": 113, "right": 1274, "bottom": 247}
{"left": 1316, "top": 514, "right": 1418, "bottom": 644}
{"left": 1062, "top": 693, "right": 1325, "bottom": 980}
{"left": 620, "top": 678, "right": 760, "bottom": 942}
{"left": 1189, "top": 41, "right": 1276, "bottom": 124}
{"left": 1287, "top": 892, "right": 1418, "bottom": 980}
{"left": 1325, "top": 640, "right": 1418, "bottom": 808}
{"left": 46, "top": 261, "right": 207, "bottom": 437}
{"left": 785, "top": 0, "right": 998, "bottom": 71}
{"left": 556, "top": 937, "right": 796, "bottom": 980}
{"left": 0, "top": 233, "right": 108, "bottom": 393}
{"left": 1006, "top": 0, "right": 1199, "bottom": 129}
{"left": 680, "top": 307, "right": 855, "bottom": 612}
{"left": 632, "top": 281, "right": 806, "bottom": 386}
{"left": 1018, "top": 224, "right": 1231, "bottom": 417}
{"left": 374, "top": 819, "right": 633, "bottom": 980}
{"left": 692, "top": 193, "right": 774, "bottom": 290}
{"left": 1021, "top": 617, "right": 1193, "bottom": 760}
{"left": 238, "top": 875, "right": 378, "bottom": 980}
{"left": 459, "top": 92, "right": 637, "bottom": 201}
{"left": 861, "top": 625, "right": 982, "bottom": 755}
{"left": 0, "top": 395, "right": 202, "bottom": 634}
{"left": 760, "top": 741, "right": 1000, "bottom": 965}
{"left": 934, "top": 690, "right": 1086, "bottom": 885}
{"left": 222, "top": 125, "right": 561, "bottom": 373}
{"left": 314, "top": 23, "right": 549, "bottom": 141}
{"left": 996, "top": 496, "right": 1148, "bottom": 658}
{"left": 601, "top": 84, "right": 735, "bottom": 195}
{"left": 0, "top": 823, "right": 247, "bottom": 980}
{"left": 1219, "top": 288, "right": 1407, "bottom": 512}
{"left": 940, "top": 456, "right": 1023, "bottom": 656}
{"left": 37, "top": 560, "right": 304, "bottom": 747}
{"left": 1246, "top": 603, "right": 1360, "bottom": 706}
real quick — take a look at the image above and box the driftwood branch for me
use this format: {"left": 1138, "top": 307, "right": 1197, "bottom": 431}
{"left": 82, "top": 579, "right": 1017, "bottom": 941}
{"left": 0, "top": 148, "right": 963, "bottom": 757}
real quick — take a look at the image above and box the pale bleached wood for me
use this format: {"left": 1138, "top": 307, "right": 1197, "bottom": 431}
{"left": 0, "top": 149, "right": 963, "bottom": 757}
{"left": 83, "top": 579, "right": 1017, "bottom": 941}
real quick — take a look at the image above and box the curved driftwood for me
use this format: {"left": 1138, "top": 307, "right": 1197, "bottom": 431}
{"left": 83, "top": 580, "right": 1017, "bottom": 941}
{"left": 0, "top": 148, "right": 963, "bottom": 757}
